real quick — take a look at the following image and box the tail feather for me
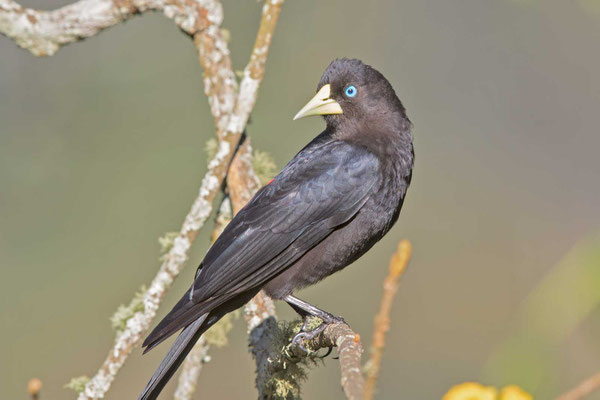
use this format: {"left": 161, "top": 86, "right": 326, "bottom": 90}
{"left": 142, "top": 295, "right": 229, "bottom": 353}
{"left": 138, "top": 313, "right": 208, "bottom": 400}
{"left": 139, "top": 289, "right": 261, "bottom": 399}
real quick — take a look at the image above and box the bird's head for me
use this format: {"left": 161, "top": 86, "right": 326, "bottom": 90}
{"left": 294, "top": 58, "right": 408, "bottom": 131}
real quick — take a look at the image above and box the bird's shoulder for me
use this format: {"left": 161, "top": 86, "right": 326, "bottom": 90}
{"left": 202, "top": 135, "right": 381, "bottom": 264}
{"left": 259, "top": 134, "right": 381, "bottom": 200}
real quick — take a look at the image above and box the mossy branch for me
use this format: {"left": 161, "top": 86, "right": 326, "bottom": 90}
{"left": 250, "top": 317, "right": 365, "bottom": 400}
{"left": 64, "top": 376, "right": 90, "bottom": 394}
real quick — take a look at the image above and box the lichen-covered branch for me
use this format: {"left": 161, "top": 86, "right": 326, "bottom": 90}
{"left": 173, "top": 3, "right": 283, "bottom": 399}
{"left": 0, "top": 0, "right": 226, "bottom": 57}
{"left": 223, "top": 0, "right": 283, "bottom": 138}
{"left": 173, "top": 197, "right": 230, "bottom": 400}
{"left": 251, "top": 320, "right": 365, "bottom": 400}
{"left": 250, "top": 241, "right": 412, "bottom": 400}
{"left": 54, "top": 0, "right": 282, "bottom": 398}
{"left": 228, "top": 139, "right": 278, "bottom": 333}
{"left": 77, "top": 128, "right": 234, "bottom": 400}
{"left": 221, "top": 0, "right": 284, "bottom": 388}
{"left": 224, "top": 0, "right": 284, "bottom": 361}
{"left": 229, "top": 139, "right": 262, "bottom": 213}
{"left": 363, "top": 240, "right": 412, "bottom": 400}
{"left": 3, "top": 0, "right": 287, "bottom": 397}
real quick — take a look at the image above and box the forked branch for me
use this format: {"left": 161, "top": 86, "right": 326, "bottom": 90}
{"left": 0, "top": 0, "right": 283, "bottom": 398}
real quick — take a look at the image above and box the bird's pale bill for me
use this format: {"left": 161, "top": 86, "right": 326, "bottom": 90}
{"left": 293, "top": 84, "right": 343, "bottom": 120}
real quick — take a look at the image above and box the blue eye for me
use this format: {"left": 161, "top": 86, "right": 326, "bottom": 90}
{"left": 345, "top": 85, "right": 357, "bottom": 97}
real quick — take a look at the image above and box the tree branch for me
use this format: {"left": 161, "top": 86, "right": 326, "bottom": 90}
{"left": 0, "top": 0, "right": 226, "bottom": 57}
{"left": 319, "top": 324, "right": 365, "bottom": 400}
{"left": 3, "top": 0, "right": 286, "bottom": 397}
{"left": 3, "top": 0, "right": 417, "bottom": 397}
{"left": 77, "top": 137, "right": 234, "bottom": 399}
{"left": 173, "top": 196, "right": 231, "bottom": 400}
{"left": 251, "top": 320, "right": 365, "bottom": 400}
{"left": 555, "top": 371, "right": 600, "bottom": 400}
{"left": 177, "top": 1, "right": 284, "bottom": 397}
{"left": 14, "top": 0, "right": 284, "bottom": 397}
{"left": 221, "top": 0, "right": 284, "bottom": 391}
{"left": 364, "top": 240, "right": 412, "bottom": 399}
{"left": 249, "top": 240, "right": 412, "bottom": 400}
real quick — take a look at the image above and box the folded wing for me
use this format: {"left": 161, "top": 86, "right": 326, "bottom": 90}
{"left": 143, "top": 138, "right": 380, "bottom": 350}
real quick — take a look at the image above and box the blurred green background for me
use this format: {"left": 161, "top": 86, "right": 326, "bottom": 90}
{"left": 1, "top": 0, "right": 600, "bottom": 398}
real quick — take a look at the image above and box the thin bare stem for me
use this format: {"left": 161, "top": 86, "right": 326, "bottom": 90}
{"left": 363, "top": 240, "right": 412, "bottom": 400}
{"left": 555, "top": 371, "right": 600, "bottom": 400}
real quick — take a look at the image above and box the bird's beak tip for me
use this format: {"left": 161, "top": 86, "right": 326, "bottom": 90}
{"left": 293, "top": 84, "right": 342, "bottom": 121}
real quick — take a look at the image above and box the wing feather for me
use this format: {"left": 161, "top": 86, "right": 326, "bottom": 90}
{"left": 143, "top": 138, "right": 380, "bottom": 349}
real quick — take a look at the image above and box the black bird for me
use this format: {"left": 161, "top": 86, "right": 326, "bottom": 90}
{"left": 138, "top": 58, "right": 414, "bottom": 399}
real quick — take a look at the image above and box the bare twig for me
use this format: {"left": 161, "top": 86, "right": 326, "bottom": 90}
{"left": 363, "top": 240, "right": 412, "bottom": 400}
{"left": 555, "top": 371, "right": 600, "bottom": 400}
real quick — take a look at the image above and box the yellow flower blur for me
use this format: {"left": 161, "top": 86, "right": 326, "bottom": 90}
{"left": 442, "top": 382, "right": 498, "bottom": 400}
{"left": 500, "top": 385, "right": 533, "bottom": 400}
{"left": 443, "top": 382, "right": 533, "bottom": 400}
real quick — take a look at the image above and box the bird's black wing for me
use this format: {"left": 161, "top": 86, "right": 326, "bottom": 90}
{"left": 143, "top": 138, "right": 380, "bottom": 348}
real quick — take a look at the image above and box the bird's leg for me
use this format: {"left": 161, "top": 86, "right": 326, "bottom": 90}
{"left": 284, "top": 295, "right": 345, "bottom": 354}
{"left": 284, "top": 295, "right": 346, "bottom": 324}
{"left": 286, "top": 301, "right": 313, "bottom": 332}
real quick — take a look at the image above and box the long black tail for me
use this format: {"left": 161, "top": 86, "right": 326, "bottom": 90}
{"left": 138, "top": 313, "right": 208, "bottom": 400}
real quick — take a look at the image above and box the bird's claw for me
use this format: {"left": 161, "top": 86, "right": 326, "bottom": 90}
{"left": 318, "top": 346, "right": 334, "bottom": 359}
{"left": 291, "top": 322, "right": 327, "bottom": 354}
{"left": 291, "top": 332, "right": 310, "bottom": 353}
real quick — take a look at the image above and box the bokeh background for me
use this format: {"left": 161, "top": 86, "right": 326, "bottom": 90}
{"left": 1, "top": 0, "right": 600, "bottom": 398}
